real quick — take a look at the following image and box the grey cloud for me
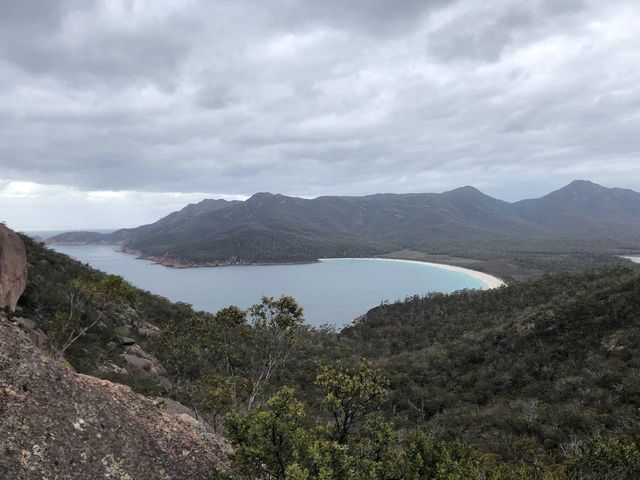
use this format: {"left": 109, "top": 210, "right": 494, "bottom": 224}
{"left": 0, "top": 0, "right": 638, "bottom": 218}
{"left": 0, "top": 0, "right": 193, "bottom": 87}
{"left": 271, "top": 0, "right": 458, "bottom": 35}
{"left": 425, "top": 0, "right": 594, "bottom": 63}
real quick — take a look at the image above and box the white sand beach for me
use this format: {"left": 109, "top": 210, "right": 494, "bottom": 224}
{"left": 320, "top": 257, "right": 506, "bottom": 290}
{"left": 622, "top": 256, "right": 640, "bottom": 264}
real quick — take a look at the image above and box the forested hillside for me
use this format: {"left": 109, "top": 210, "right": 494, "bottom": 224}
{"left": 14, "top": 234, "right": 640, "bottom": 477}
{"left": 344, "top": 267, "right": 640, "bottom": 462}
{"left": 48, "top": 181, "right": 640, "bottom": 272}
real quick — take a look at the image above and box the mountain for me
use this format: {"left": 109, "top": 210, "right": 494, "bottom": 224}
{"left": 514, "top": 180, "right": 640, "bottom": 232}
{"left": 48, "top": 181, "right": 640, "bottom": 269}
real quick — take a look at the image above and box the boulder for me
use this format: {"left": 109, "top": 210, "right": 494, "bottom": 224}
{"left": 155, "top": 397, "right": 217, "bottom": 434}
{"left": 0, "top": 225, "right": 27, "bottom": 311}
{"left": 0, "top": 317, "right": 230, "bottom": 479}
{"left": 122, "top": 353, "right": 155, "bottom": 372}
{"left": 155, "top": 397, "right": 198, "bottom": 418}
{"left": 122, "top": 344, "right": 166, "bottom": 376}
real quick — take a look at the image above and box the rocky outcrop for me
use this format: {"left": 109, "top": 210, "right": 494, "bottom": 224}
{"left": 0, "top": 317, "right": 230, "bottom": 479}
{"left": 122, "top": 343, "right": 167, "bottom": 376}
{"left": 0, "top": 225, "right": 27, "bottom": 311}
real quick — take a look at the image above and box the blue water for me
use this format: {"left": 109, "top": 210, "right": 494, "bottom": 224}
{"left": 50, "top": 244, "right": 486, "bottom": 328}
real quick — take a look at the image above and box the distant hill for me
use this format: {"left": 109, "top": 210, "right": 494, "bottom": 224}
{"left": 49, "top": 181, "right": 640, "bottom": 269}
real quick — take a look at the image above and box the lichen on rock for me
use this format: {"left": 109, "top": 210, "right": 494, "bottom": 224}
{"left": 0, "top": 317, "right": 230, "bottom": 479}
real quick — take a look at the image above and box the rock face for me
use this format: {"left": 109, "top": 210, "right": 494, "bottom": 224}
{"left": 0, "top": 317, "right": 230, "bottom": 479}
{"left": 0, "top": 225, "right": 27, "bottom": 311}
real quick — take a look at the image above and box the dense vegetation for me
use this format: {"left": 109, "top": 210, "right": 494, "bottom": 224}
{"left": 18, "top": 234, "right": 640, "bottom": 478}
{"left": 345, "top": 268, "right": 640, "bottom": 462}
{"left": 49, "top": 181, "right": 640, "bottom": 273}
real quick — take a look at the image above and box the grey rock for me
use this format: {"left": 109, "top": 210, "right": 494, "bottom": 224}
{"left": 0, "top": 225, "right": 27, "bottom": 311}
{"left": 0, "top": 316, "right": 230, "bottom": 479}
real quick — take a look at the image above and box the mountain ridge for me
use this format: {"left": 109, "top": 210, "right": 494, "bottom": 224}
{"left": 48, "top": 180, "right": 640, "bottom": 270}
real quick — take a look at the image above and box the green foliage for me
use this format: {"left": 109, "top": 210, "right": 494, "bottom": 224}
{"left": 46, "top": 274, "right": 137, "bottom": 356}
{"left": 227, "top": 387, "right": 307, "bottom": 480}
{"left": 340, "top": 267, "right": 640, "bottom": 463}
{"left": 316, "top": 359, "right": 388, "bottom": 444}
{"left": 402, "top": 434, "right": 491, "bottom": 480}
{"left": 226, "top": 363, "right": 400, "bottom": 480}
{"left": 565, "top": 440, "right": 640, "bottom": 479}
{"left": 154, "top": 313, "right": 211, "bottom": 380}
{"left": 226, "top": 365, "right": 506, "bottom": 480}
{"left": 149, "top": 295, "right": 306, "bottom": 426}
{"left": 245, "top": 296, "right": 305, "bottom": 409}
{"left": 229, "top": 388, "right": 640, "bottom": 480}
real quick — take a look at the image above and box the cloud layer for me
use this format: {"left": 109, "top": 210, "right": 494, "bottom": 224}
{"left": 1, "top": 0, "right": 639, "bottom": 229}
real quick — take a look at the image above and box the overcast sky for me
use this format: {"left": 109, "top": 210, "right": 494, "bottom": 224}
{"left": 1, "top": 0, "right": 639, "bottom": 230}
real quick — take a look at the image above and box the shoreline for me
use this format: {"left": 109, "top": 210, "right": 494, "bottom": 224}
{"left": 320, "top": 257, "right": 506, "bottom": 290}
{"left": 51, "top": 242, "right": 506, "bottom": 288}
{"left": 118, "top": 246, "right": 320, "bottom": 269}
{"left": 622, "top": 256, "right": 640, "bottom": 264}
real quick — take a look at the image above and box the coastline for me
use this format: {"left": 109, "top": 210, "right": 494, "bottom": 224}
{"left": 622, "top": 256, "right": 640, "bottom": 264}
{"left": 320, "top": 257, "right": 506, "bottom": 290}
{"left": 118, "top": 246, "right": 319, "bottom": 269}
{"left": 51, "top": 242, "right": 506, "bottom": 288}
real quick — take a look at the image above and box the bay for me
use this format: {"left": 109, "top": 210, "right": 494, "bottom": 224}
{"left": 51, "top": 244, "right": 487, "bottom": 328}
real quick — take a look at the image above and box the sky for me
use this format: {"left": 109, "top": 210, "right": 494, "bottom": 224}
{"left": 1, "top": 0, "right": 639, "bottom": 230}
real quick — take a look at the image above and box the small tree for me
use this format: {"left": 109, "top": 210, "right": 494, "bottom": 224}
{"left": 316, "top": 359, "right": 388, "bottom": 444}
{"left": 226, "top": 360, "right": 398, "bottom": 480}
{"left": 215, "top": 305, "right": 248, "bottom": 377}
{"left": 153, "top": 312, "right": 212, "bottom": 418}
{"left": 48, "top": 275, "right": 136, "bottom": 357}
{"left": 245, "top": 296, "right": 304, "bottom": 410}
{"left": 227, "top": 386, "right": 307, "bottom": 480}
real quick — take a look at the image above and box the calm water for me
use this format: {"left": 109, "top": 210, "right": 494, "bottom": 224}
{"left": 51, "top": 244, "right": 486, "bottom": 327}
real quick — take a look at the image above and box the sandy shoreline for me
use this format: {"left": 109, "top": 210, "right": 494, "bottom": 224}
{"left": 622, "top": 256, "right": 640, "bottom": 264}
{"left": 320, "top": 257, "right": 506, "bottom": 290}
{"left": 52, "top": 242, "right": 506, "bottom": 289}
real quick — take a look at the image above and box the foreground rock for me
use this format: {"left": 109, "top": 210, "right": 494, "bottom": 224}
{"left": 0, "top": 317, "right": 230, "bottom": 479}
{"left": 0, "top": 225, "right": 27, "bottom": 311}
